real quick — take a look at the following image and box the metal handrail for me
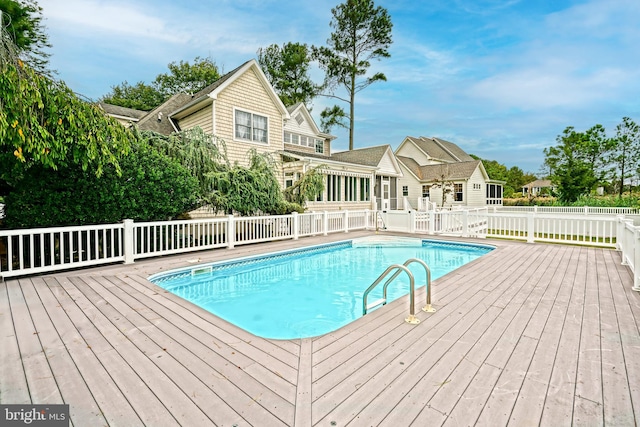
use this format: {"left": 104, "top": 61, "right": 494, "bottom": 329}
{"left": 376, "top": 258, "right": 436, "bottom": 313}
{"left": 362, "top": 264, "right": 419, "bottom": 324}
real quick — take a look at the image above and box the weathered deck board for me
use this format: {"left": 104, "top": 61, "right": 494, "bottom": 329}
{"left": 18, "top": 278, "right": 106, "bottom": 425}
{"left": 1, "top": 232, "right": 639, "bottom": 427}
{"left": 31, "top": 277, "right": 148, "bottom": 426}
{"left": 0, "top": 279, "right": 30, "bottom": 404}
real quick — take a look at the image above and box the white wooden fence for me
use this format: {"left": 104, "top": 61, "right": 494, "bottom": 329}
{"left": 0, "top": 210, "right": 375, "bottom": 278}
{"left": 1, "top": 208, "right": 639, "bottom": 291}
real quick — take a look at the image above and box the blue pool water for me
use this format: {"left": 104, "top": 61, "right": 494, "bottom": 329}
{"left": 149, "top": 237, "right": 493, "bottom": 339}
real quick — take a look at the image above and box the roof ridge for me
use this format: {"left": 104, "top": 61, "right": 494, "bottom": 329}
{"left": 433, "top": 137, "right": 461, "bottom": 162}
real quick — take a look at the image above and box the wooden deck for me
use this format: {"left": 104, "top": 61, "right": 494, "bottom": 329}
{"left": 1, "top": 231, "right": 639, "bottom": 426}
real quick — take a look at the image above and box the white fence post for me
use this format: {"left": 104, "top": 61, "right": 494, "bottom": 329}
{"left": 633, "top": 228, "right": 640, "bottom": 292}
{"left": 616, "top": 216, "right": 624, "bottom": 251}
{"left": 527, "top": 212, "right": 535, "bottom": 243}
{"left": 323, "top": 211, "right": 329, "bottom": 236}
{"left": 292, "top": 212, "right": 299, "bottom": 240}
{"left": 409, "top": 210, "right": 416, "bottom": 233}
{"left": 364, "top": 209, "right": 370, "bottom": 229}
{"left": 343, "top": 210, "right": 349, "bottom": 233}
{"left": 123, "top": 219, "right": 135, "bottom": 264}
{"left": 428, "top": 212, "right": 435, "bottom": 235}
{"left": 462, "top": 210, "right": 469, "bottom": 237}
{"left": 227, "top": 215, "right": 235, "bottom": 249}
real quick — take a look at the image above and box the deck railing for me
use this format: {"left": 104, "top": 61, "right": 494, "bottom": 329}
{"left": 0, "top": 223, "right": 125, "bottom": 278}
{"left": 0, "top": 210, "right": 374, "bottom": 278}
{"left": 492, "top": 206, "right": 639, "bottom": 215}
{"left": 1, "top": 208, "right": 638, "bottom": 290}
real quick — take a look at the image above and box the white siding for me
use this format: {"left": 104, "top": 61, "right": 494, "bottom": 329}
{"left": 397, "top": 163, "right": 424, "bottom": 209}
{"left": 377, "top": 150, "right": 400, "bottom": 175}
{"left": 397, "top": 141, "right": 428, "bottom": 164}
{"left": 214, "top": 68, "right": 284, "bottom": 166}
{"left": 177, "top": 106, "right": 213, "bottom": 134}
{"left": 466, "top": 166, "right": 487, "bottom": 207}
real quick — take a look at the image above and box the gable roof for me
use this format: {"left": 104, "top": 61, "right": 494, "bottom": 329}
{"left": 170, "top": 59, "right": 289, "bottom": 120}
{"left": 98, "top": 103, "right": 148, "bottom": 121}
{"left": 397, "top": 157, "right": 482, "bottom": 181}
{"left": 401, "top": 136, "right": 475, "bottom": 163}
{"left": 523, "top": 179, "right": 553, "bottom": 188}
{"left": 281, "top": 149, "right": 378, "bottom": 172}
{"left": 330, "top": 145, "right": 392, "bottom": 167}
{"left": 285, "top": 103, "right": 336, "bottom": 140}
{"left": 136, "top": 93, "right": 192, "bottom": 135}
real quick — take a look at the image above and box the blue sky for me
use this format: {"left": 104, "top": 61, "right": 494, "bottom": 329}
{"left": 38, "top": 0, "right": 640, "bottom": 174}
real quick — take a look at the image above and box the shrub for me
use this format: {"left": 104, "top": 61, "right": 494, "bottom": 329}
{"left": 3, "top": 142, "right": 199, "bottom": 228}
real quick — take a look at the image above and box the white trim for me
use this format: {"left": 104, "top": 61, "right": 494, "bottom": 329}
{"left": 233, "top": 107, "right": 269, "bottom": 145}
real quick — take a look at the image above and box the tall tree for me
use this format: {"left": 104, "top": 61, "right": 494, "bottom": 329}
{"left": 100, "top": 80, "right": 164, "bottom": 111}
{"left": 153, "top": 56, "right": 220, "bottom": 98}
{"left": 100, "top": 56, "right": 221, "bottom": 110}
{"left": 612, "top": 117, "right": 640, "bottom": 196}
{"left": 313, "top": 0, "right": 392, "bottom": 150}
{"left": 257, "top": 42, "right": 319, "bottom": 107}
{"left": 544, "top": 127, "right": 596, "bottom": 203}
{"left": 0, "top": 0, "right": 51, "bottom": 75}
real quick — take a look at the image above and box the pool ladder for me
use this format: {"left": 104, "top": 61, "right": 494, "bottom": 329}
{"left": 362, "top": 258, "right": 436, "bottom": 324}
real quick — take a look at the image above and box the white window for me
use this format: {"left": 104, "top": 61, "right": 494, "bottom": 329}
{"left": 315, "top": 139, "right": 324, "bottom": 154}
{"left": 284, "top": 132, "right": 291, "bottom": 143}
{"left": 402, "top": 186, "right": 409, "bottom": 197}
{"left": 422, "top": 185, "right": 430, "bottom": 198}
{"left": 235, "top": 109, "right": 268, "bottom": 143}
{"left": 454, "top": 183, "right": 463, "bottom": 202}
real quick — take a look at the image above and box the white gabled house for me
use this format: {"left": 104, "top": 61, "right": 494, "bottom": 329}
{"left": 99, "top": 60, "right": 503, "bottom": 213}
{"left": 395, "top": 136, "right": 503, "bottom": 209}
{"left": 169, "top": 60, "right": 290, "bottom": 168}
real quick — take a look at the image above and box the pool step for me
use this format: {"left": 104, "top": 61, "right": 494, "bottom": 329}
{"left": 366, "top": 298, "right": 387, "bottom": 311}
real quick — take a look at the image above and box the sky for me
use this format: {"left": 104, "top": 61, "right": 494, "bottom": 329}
{"left": 37, "top": 0, "right": 640, "bottom": 174}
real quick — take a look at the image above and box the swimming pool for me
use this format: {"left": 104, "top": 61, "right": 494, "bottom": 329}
{"left": 149, "top": 237, "right": 493, "bottom": 339}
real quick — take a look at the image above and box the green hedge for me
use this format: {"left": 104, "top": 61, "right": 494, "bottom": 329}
{"left": 3, "top": 143, "right": 199, "bottom": 228}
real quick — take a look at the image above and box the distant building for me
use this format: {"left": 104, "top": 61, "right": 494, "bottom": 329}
{"left": 522, "top": 179, "right": 554, "bottom": 196}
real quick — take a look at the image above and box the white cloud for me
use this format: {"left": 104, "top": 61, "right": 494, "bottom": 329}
{"left": 40, "top": 0, "right": 190, "bottom": 43}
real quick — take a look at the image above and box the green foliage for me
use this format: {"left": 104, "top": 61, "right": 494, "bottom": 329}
{"left": 612, "top": 117, "right": 640, "bottom": 196}
{"left": 3, "top": 141, "right": 199, "bottom": 227}
{"left": 100, "top": 80, "right": 164, "bottom": 111}
{"left": 544, "top": 127, "right": 596, "bottom": 203}
{"left": 0, "top": 28, "right": 133, "bottom": 197}
{"left": 544, "top": 119, "right": 640, "bottom": 201}
{"left": 283, "top": 166, "right": 326, "bottom": 206}
{"left": 207, "top": 150, "right": 294, "bottom": 216}
{"left": 142, "top": 127, "right": 227, "bottom": 198}
{"left": 153, "top": 56, "right": 220, "bottom": 98}
{"left": 0, "top": 0, "right": 51, "bottom": 75}
{"left": 101, "top": 56, "right": 221, "bottom": 110}
{"left": 471, "top": 155, "right": 537, "bottom": 198}
{"left": 257, "top": 43, "right": 318, "bottom": 107}
{"left": 319, "top": 104, "right": 348, "bottom": 133}
{"left": 313, "top": 0, "right": 393, "bottom": 149}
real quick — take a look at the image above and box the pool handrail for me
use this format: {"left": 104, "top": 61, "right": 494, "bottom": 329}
{"left": 362, "top": 263, "right": 420, "bottom": 324}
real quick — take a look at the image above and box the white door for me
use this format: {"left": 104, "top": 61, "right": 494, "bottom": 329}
{"left": 382, "top": 179, "right": 390, "bottom": 210}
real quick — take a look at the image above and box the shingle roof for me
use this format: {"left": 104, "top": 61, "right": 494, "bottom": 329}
{"left": 189, "top": 60, "right": 252, "bottom": 100}
{"left": 406, "top": 136, "right": 475, "bottom": 163}
{"left": 98, "top": 103, "right": 148, "bottom": 120}
{"left": 397, "top": 157, "right": 481, "bottom": 181}
{"left": 282, "top": 149, "right": 330, "bottom": 161}
{"left": 330, "top": 145, "right": 391, "bottom": 167}
{"left": 136, "top": 93, "right": 192, "bottom": 135}
{"left": 523, "top": 179, "right": 553, "bottom": 188}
